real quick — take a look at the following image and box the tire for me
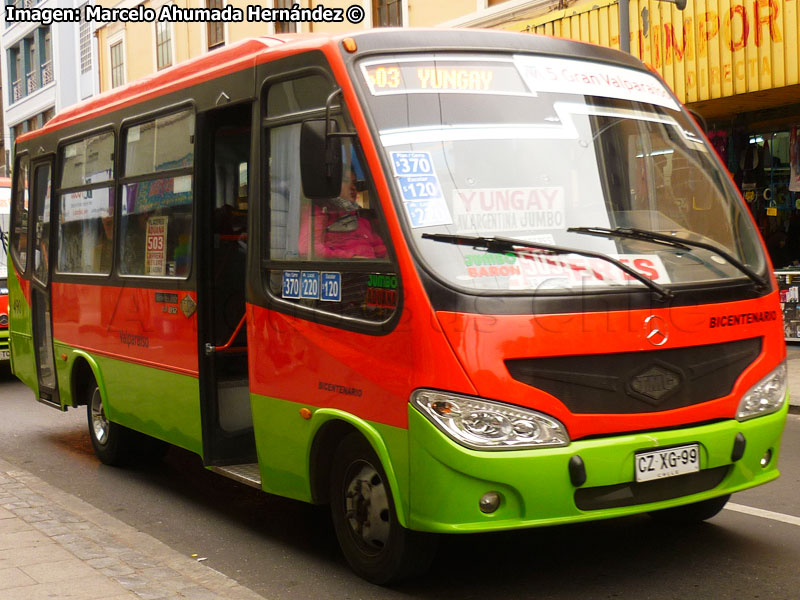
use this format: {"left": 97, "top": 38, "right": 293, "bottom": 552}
{"left": 649, "top": 494, "right": 731, "bottom": 524}
{"left": 86, "top": 380, "right": 136, "bottom": 466}
{"left": 329, "top": 433, "right": 437, "bottom": 585}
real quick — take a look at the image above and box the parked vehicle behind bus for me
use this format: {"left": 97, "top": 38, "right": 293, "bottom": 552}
{"left": 7, "top": 30, "right": 788, "bottom": 583}
{"left": 0, "top": 176, "right": 11, "bottom": 364}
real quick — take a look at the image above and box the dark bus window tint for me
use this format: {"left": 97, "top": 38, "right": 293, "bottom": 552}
{"left": 32, "top": 164, "right": 52, "bottom": 285}
{"left": 57, "top": 189, "right": 115, "bottom": 274}
{"left": 125, "top": 109, "right": 194, "bottom": 177}
{"left": 60, "top": 131, "right": 114, "bottom": 189}
{"left": 11, "top": 156, "right": 30, "bottom": 271}
{"left": 267, "top": 75, "right": 332, "bottom": 117}
{"left": 120, "top": 176, "right": 192, "bottom": 277}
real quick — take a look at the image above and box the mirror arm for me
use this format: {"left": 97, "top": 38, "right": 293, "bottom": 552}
{"left": 322, "top": 88, "right": 358, "bottom": 177}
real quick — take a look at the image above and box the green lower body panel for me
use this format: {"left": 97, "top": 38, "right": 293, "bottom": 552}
{"left": 9, "top": 330, "right": 36, "bottom": 391}
{"left": 250, "top": 393, "right": 318, "bottom": 502}
{"left": 55, "top": 344, "right": 203, "bottom": 456}
{"left": 250, "top": 394, "right": 409, "bottom": 516}
{"left": 407, "top": 402, "right": 788, "bottom": 533}
{"left": 7, "top": 270, "right": 35, "bottom": 389}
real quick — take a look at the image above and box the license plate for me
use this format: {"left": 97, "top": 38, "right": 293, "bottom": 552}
{"left": 634, "top": 444, "right": 700, "bottom": 482}
{"left": 0, "top": 350, "right": 9, "bottom": 361}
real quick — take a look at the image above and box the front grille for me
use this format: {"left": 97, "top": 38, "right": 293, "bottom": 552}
{"left": 574, "top": 466, "right": 730, "bottom": 510}
{"left": 505, "top": 338, "right": 761, "bottom": 414}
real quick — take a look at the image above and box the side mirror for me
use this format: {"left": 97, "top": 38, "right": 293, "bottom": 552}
{"left": 300, "top": 119, "right": 342, "bottom": 199}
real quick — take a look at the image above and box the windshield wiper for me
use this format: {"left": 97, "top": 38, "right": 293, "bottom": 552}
{"left": 568, "top": 226, "right": 769, "bottom": 291}
{"left": 421, "top": 233, "right": 674, "bottom": 300}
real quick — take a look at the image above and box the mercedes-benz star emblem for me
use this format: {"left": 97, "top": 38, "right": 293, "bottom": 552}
{"left": 644, "top": 315, "right": 669, "bottom": 346}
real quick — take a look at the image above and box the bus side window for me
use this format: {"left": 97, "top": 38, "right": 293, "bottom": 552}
{"left": 264, "top": 73, "right": 397, "bottom": 326}
{"left": 120, "top": 109, "right": 194, "bottom": 278}
{"left": 11, "top": 155, "right": 30, "bottom": 272}
{"left": 57, "top": 132, "right": 115, "bottom": 275}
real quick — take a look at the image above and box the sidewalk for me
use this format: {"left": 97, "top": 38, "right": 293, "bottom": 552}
{"left": 786, "top": 343, "right": 800, "bottom": 412}
{"left": 0, "top": 457, "right": 266, "bottom": 600}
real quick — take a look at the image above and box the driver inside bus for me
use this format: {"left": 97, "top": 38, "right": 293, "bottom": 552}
{"left": 298, "top": 167, "right": 387, "bottom": 260}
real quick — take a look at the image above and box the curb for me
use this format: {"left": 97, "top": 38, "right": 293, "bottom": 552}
{"left": 0, "top": 456, "right": 266, "bottom": 600}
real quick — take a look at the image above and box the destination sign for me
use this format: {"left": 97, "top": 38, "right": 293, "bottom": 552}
{"left": 362, "top": 57, "right": 531, "bottom": 97}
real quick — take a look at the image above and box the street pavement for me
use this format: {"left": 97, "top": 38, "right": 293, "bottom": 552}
{"left": 1, "top": 350, "right": 799, "bottom": 600}
{"left": 0, "top": 455, "right": 265, "bottom": 599}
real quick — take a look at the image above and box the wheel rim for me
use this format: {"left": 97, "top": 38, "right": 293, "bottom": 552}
{"left": 90, "top": 388, "right": 109, "bottom": 446}
{"left": 342, "top": 459, "right": 391, "bottom": 553}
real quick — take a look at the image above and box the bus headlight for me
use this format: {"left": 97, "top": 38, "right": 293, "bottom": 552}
{"left": 736, "top": 361, "right": 788, "bottom": 421}
{"left": 411, "top": 390, "right": 569, "bottom": 450}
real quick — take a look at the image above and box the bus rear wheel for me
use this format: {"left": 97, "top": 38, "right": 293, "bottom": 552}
{"left": 649, "top": 494, "right": 731, "bottom": 524}
{"left": 87, "top": 381, "right": 136, "bottom": 466}
{"left": 329, "top": 433, "right": 437, "bottom": 585}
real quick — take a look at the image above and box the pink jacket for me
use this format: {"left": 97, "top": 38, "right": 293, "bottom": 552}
{"left": 298, "top": 204, "right": 387, "bottom": 259}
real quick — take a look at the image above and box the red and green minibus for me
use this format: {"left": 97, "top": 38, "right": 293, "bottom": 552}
{"left": 7, "top": 30, "right": 788, "bottom": 583}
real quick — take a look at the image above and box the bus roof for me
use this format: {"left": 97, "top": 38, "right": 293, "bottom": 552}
{"left": 16, "top": 28, "right": 641, "bottom": 146}
{"left": 16, "top": 36, "right": 290, "bottom": 145}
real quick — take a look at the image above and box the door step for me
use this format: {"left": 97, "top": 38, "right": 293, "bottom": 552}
{"left": 210, "top": 463, "right": 262, "bottom": 489}
{"left": 37, "top": 393, "right": 61, "bottom": 410}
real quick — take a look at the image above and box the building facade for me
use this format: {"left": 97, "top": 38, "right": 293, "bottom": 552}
{"left": 1, "top": 0, "right": 99, "bottom": 174}
{"left": 92, "top": 0, "right": 483, "bottom": 92}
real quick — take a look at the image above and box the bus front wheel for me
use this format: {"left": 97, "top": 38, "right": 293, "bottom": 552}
{"left": 329, "top": 433, "right": 437, "bottom": 584}
{"left": 86, "top": 381, "right": 135, "bottom": 466}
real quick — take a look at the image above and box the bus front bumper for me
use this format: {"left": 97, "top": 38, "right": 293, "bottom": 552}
{"left": 0, "top": 330, "right": 9, "bottom": 362}
{"left": 406, "top": 402, "right": 787, "bottom": 533}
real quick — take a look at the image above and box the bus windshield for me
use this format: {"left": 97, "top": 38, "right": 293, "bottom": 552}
{"left": 358, "top": 53, "right": 766, "bottom": 294}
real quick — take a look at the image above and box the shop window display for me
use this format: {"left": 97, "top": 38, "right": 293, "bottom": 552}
{"left": 729, "top": 129, "right": 800, "bottom": 270}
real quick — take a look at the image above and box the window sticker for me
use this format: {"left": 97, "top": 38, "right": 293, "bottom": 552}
{"left": 404, "top": 200, "right": 453, "bottom": 229}
{"left": 365, "top": 272, "right": 399, "bottom": 308}
{"left": 502, "top": 253, "right": 671, "bottom": 289}
{"left": 145, "top": 216, "right": 168, "bottom": 276}
{"left": 128, "top": 125, "right": 140, "bottom": 143}
{"left": 173, "top": 175, "right": 192, "bottom": 194}
{"left": 61, "top": 188, "right": 113, "bottom": 222}
{"left": 389, "top": 151, "right": 452, "bottom": 227}
{"left": 300, "top": 271, "right": 320, "bottom": 300}
{"left": 282, "top": 270, "right": 301, "bottom": 299}
{"left": 398, "top": 176, "right": 443, "bottom": 202}
{"left": 391, "top": 151, "right": 435, "bottom": 176}
{"left": 452, "top": 187, "right": 565, "bottom": 233}
{"left": 514, "top": 55, "right": 679, "bottom": 111}
{"left": 320, "top": 272, "right": 342, "bottom": 302}
{"left": 391, "top": 151, "right": 445, "bottom": 202}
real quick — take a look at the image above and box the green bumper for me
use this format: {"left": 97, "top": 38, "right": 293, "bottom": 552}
{"left": 407, "top": 402, "right": 787, "bottom": 533}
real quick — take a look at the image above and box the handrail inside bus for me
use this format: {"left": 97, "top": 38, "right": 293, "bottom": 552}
{"left": 207, "top": 313, "right": 247, "bottom": 355}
